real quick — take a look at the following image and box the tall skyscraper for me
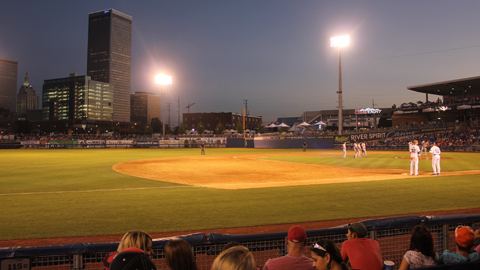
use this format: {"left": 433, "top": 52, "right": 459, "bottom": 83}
{"left": 87, "top": 9, "right": 132, "bottom": 122}
{"left": 130, "top": 92, "right": 161, "bottom": 127}
{"left": 0, "top": 58, "right": 18, "bottom": 113}
{"left": 17, "top": 73, "right": 39, "bottom": 116}
{"left": 42, "top": 73, "right": 113, "bottom": 121}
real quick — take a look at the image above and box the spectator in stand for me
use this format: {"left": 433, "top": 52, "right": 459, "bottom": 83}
{"left": 165, "top": 238, "right": 198, "bottom": 270}
{"left": 341, "top": 222, "right": 383, "bottom": 270}
{"left": 109, "top": 248, "right": 157, "bottom": 270}
{"left": 263, "top": 225, "right": 315, "bottom": 270}
{"left": 476, "top": 229, "right": 480, "bottom": 254}
{"left": 310, "top": 239, "right": 347, "bottom": 270}
{"left": 398, "top": 225, "right": 438, "bottom": 270}
{"left": 104, "top": 230, "right": 154, "bottom": 269}
{"left": 439, "top": 226, "right": 480, "bottom": 264}
{"left": 211, "top": 245, "right": 256, "bottom": 270}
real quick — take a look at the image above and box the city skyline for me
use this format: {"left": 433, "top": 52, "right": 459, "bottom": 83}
{"left": 2, "top": 1, "right": 480, "bottom": 124}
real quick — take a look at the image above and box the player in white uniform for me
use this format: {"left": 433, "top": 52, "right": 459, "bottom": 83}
{"left": 409, "top": 140, "right": 421, "bottom": 175}
{"left": 342, "top": 142, "right": 347, "bottom": 158}
{"left": 353, "top": 142, "right": 358, "bottom": 158}
{"left": 421, "top": 141, "right": 429, "bottom": 157}
{"left": 429, "top": 142, "right": 441, "bottom": 175}
{"left": 361, "top": 142, "right": 367, "bottom": 157}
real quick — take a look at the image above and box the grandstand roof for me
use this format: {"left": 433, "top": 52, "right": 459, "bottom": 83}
{"left": 407, "top": 75, "right": 480, "bottom": 96}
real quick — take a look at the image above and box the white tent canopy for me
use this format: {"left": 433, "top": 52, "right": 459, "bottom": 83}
{"left": 297, "top": 121, "right": 311, "bottom": 127}
{"left": 266, "top": 123, "right": 277, "bottom": 128}
{"left": 276, "top": 123, "right": 290, "bottom": 128}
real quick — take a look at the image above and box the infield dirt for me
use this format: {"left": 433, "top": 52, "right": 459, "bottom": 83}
{"left": 113, "top": 151, "right": 478, "bottom": 189}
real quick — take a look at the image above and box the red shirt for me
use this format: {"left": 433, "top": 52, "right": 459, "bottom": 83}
{"left": 341, "top": 238, "right": 383, "bottom": 270}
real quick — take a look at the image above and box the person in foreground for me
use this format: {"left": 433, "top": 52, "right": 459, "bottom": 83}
{"left": 109, "top": 248, "right": 157, "bottom": 270}
{"left": 310, "top": 239, "right": 347, "bottom": 270}
{"left": 104, "top": 230, "right": 154, "bottom": 269}
{"left": 211, "top": 245, "right": 256, "bottom": 270}
{"left": 439, "top": 226, "right": 480, "bottom": 264}
{"left": 341, "top": 222, "right": 383, "bottom": 270}
{"left": 398, "top": 225, "right": 438, "bottom": 270}
{"left": 165, "top": 238, "right": 198, "bottom": 270}
{"left": 263, "top": 225, "right": 315, "bottom": 270}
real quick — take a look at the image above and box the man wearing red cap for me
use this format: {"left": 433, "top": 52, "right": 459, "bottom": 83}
{"left": 439, "top": 226, "right": 480, "bottom": 264}
{"left": 263, "top": 226, "right": 315, "bottom": 270}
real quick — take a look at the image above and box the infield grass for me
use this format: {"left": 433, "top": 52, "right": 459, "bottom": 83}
{"left": 1, "top": 148, "right": 479, "bottom": 241}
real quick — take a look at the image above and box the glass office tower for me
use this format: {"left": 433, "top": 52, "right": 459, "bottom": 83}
{"left": 87, "top": 9, "right": 132, "bottom": 122}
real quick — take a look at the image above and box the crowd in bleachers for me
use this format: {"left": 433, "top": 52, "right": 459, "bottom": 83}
{"left": 371, "top": 128, "right": 480, "bottom": 150}
{"left": 105, "top": 223, "right": 480, "bottom": 270}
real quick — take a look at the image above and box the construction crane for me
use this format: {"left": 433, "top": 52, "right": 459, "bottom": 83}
{"left": 186, "top": 103, "right": 196, "bottom": 113}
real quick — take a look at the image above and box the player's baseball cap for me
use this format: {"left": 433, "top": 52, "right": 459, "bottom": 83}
{"left": 346, "top": 222, "right": 368, "bottom": 238}
{"left": 287, "top": 225, "right": 307, "bottom": 243}
{"left": 455, "top": 226, "right": 474, "bottom": 248}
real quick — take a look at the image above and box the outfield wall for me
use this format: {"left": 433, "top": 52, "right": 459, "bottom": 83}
{"left": 2, "top": 214, "right": 479, "bottom": 270}
{"left": 226, "top": 137, "right": 334, "bottom": 149}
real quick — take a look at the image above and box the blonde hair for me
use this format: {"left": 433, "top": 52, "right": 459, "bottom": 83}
{"left": 211, "top": 246, "right": 256, "bottom": 270}
{"left": 117, "top": 230, "right": 153, "bottom": 253}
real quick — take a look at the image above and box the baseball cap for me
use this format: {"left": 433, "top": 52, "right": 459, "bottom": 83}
{"left": 287, "top": 226, "right": 307, "bottom": 243}
{"left": 455, "top": 226, "right": 474, "bottom": 248}
{"left": 108, "top": 248, "right": 157, "bottom": 270}
{"left": 346, "top": 222, "right": 368, "bottom": 238}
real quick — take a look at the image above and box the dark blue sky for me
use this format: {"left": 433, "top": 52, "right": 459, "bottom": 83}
{"left": 2, "top": 1, "right": 480, "bottom": 124}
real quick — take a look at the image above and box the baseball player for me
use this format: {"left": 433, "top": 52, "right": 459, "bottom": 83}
{"left": 409, "top": 140, "right": 421, "bottom": 175}
{"left": 353, "top": 142, "right": 359, "bottom": 158}
{"left": 421, "top": 140, "right": 429, "bottom": 157}
{"left": 342, "top": 142, "right": 347, "bottom": 158}
{"left": 429, "top": 142, "right": 441, "bottom": 175}
{"left": 361, "top": 142, "right": 367, "bottom": 157}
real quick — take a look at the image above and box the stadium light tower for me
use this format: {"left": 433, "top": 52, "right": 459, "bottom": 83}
{"left": 155, "top": 73, "right": 173, "bottom": 138}
{"left": 331, "top": 35, "right": 350, "bottom": 135}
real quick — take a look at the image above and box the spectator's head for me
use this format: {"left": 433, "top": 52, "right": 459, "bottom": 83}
{"left": 164, "top": 238, "right": 197, "bottom": 270}
{"left": 211, "top": 246, "right": 256, "bottom": 270}
{"left": 118, "top": 231, "right": 153, "bottom": 257}
{"left": 222, "top": 242, "right": 241, "bottom": 252}
{"left": 409, "top": 225, "right": 435, "bottom": 258}
{"left": 310, "top": 239, "right": 345, "bottom": 270}
{"left": 286, "top": 225, "right": 308, "bottom": 246}
{"left": 110, "top": 248, "right": 157, "bottom": 270}
{"left": 346, "top": 222, "right": 367, "bottom": 240}
{"left": 455, "top": 226, "right": 475, "bottom": 251}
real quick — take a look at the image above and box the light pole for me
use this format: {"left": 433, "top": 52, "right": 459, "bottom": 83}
{"left": 155, "top": 73, "right": 172, "bottom": 138}
{"left": 330, "top": 35, "right": 350, "bottom": 135}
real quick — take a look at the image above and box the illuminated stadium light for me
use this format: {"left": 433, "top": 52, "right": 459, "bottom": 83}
{"left": 330, "top": 35, "right": 350, "bottom": 48}
{"left": 155, "top": 73, "right": 173, "bottom": 138}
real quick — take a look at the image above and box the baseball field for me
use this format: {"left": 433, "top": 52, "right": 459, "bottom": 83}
{"left": 1, "top": 148, "right": 480, "bottom": 247}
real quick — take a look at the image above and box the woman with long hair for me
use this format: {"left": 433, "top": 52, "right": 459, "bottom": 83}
{"left": 310, "top": 239, "right": 347, "bottom": 270}
{"left": 399, "top": 225, "right": 438, "bottom": 269}
{"left": 211, "top": 246, "right": 256, "bottom": 270}
{"left": 165, "top": 239, "right": 198, "bottom": 270}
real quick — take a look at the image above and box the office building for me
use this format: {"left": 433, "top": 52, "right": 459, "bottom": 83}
{"left": 87, "top": 9, "right": 132, "bottom": 122}
{"left": 183, "top": 112, "right": 263, "bottom": 132}
{"left": 0, "top": 58, "right": 18, "bottom": 113}
{"left": 130, "top": 92, "right": 161, "bottom": 127}
{"left": 17, "top": 73, "right": 39, "bottom": 116}
{"left": 42, "top": 73, "right": 113, "bottom": 121}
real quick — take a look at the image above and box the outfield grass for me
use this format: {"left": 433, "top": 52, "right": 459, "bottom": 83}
{"left": 1, "top": 148, "right": 479, "bottom": 241}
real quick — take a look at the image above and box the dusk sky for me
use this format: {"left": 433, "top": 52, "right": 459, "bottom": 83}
{"left": 2, "top": 1, "right": 480, "bottom": 124}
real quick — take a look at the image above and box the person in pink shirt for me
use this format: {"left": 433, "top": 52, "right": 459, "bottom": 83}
{"left": 341, "top": 222, "right": 384, "bottom": 270}
{"left": 263, "top": 225, "right": 315, "bottom": 270}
